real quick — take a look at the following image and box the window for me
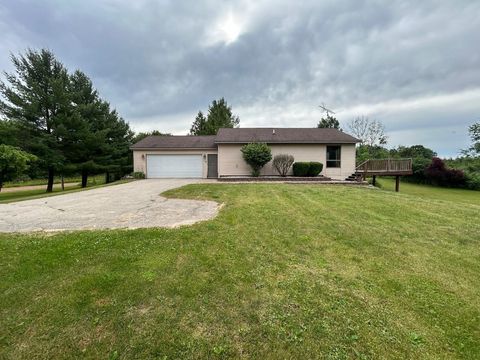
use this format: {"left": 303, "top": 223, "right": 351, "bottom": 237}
{"left": 327, "top": 146, "right": 341, "bottom": 168}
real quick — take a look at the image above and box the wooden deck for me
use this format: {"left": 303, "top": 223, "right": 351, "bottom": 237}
{"left": 355, "top": 159, "right": 413, "bottom": 192}
{"left": 355, "top": 158, "right": 413, "bottom": 176}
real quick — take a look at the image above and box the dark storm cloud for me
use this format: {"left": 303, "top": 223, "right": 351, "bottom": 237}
{"left": 1, "top": 0, "right": 479, "bottom": 156}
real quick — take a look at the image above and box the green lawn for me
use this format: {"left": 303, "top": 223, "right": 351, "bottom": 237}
{"left": 376, "top": 178, "right": 480, "bottom": 206}
{"left": 0, "top": 179, "right": 132, "bottom": 204}
{"left": 1, "top": 184, "right": 479, "bottom": 359}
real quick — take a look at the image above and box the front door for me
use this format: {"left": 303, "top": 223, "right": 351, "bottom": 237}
{"left": 207, "top": 154, "right": 218, "bottom": 178}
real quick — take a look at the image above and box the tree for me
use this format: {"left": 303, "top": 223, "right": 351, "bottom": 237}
{"left": 317, "top": 114, "right": 341, "bottom": 130}
{"left": 0, "top": 49, "right": 71, "bottom": 192}
{"left": 390, "top": 145, "right": 436, "bottom": 159}
{"left": 190, "top": 98, "right": 240, "bottom": 135}
{"left": 462, "top": 122, "right": 480, "bottom": 156}
{"left": 273, "top": 154, "right": 294, "bottom": 176}
{"left": 189, "top": 111, "right": 209, "bottom": 135}
{"left": 347, "top": 116, "right": 387, "bottom": 147}
{"left": 133, "top": 130, "right": 171, "bottom": 144}
{"left": 241, "top": 143, "right": 272, "bottom": 177}
{"left": 0, "top": 144, "right": 36, "bottom": 191}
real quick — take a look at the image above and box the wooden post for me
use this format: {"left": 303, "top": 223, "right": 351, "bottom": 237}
{"left": 395, "top": 175, "right": 400, "bottom": 192}
{"left": 372, "top": 175, "right": 376, "bottom": 186}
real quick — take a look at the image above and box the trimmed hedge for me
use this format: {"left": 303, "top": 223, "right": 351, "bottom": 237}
{"left": 292, "top": 162, "right": 310, "bottom": 177}
{"left": 308, "top": 162, "right": 323, "bottom": 176}
{"left": 293, "top": 162, "right": 324, "bottom": 177}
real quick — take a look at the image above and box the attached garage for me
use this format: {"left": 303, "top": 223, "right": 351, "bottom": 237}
{"left": 146, "top": 154, "right": 203, "bottom": 178}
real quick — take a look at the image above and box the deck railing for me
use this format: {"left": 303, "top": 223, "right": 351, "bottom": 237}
{"left": 355, "top": 158, "right": 413, "bottom": 175}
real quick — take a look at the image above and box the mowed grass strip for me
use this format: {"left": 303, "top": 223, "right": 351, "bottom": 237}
{"left": 376, "top": 177, "right": 480, "bottom": 206}
{"left": 0, "top": 184, "right": 479, "bottom": 359}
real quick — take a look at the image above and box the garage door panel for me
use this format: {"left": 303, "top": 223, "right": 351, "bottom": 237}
{"left": 147, "top": 155, "right": 203, "bottom": 178}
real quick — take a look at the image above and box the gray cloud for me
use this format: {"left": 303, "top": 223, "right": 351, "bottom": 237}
{"left": 1, "top": 0, "right": 479, "bottom": 156}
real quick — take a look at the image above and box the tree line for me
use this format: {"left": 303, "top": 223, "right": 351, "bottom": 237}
{"left": 0, "top": 49, "right": 133, "bottom": 192}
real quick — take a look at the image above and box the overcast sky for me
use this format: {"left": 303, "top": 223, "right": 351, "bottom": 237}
{"left": 1, "top": 0, "right": 479, "bottom": 156}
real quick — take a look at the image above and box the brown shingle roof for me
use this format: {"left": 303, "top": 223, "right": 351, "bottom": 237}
{"left": 130, "top": 135, "right": 217, "bottom": 149}
{"left": 215, "top": 128, "right": 360, "bottom": 144}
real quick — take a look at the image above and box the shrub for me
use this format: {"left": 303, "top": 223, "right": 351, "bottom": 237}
{"left": 273, "top": 154, "right": 294, "bottom": 176}
{"left": 241, "top": 143, "right": 272, "bottom": 177}
{"left": 292, "top": 162, "right": 324, "bottom": 177}
{"left": 465, "top": 171, "right": 480, "bottom": 190}
{"left": 425, "top": 157, "right": 466, "bottom": 187}
{"left": 307, "top": 162, "right": 323, "bottom": 176}
{"left": 292, "top": 162, "right": 310, "bottom": 177}
{"left": 133, "top": 171, "right": 145, "bottom": 179}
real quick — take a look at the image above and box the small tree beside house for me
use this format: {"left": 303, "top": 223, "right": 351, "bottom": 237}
{"left": 241, "top": 143, "right": 272, "bottom": 177}
{"left": 0, "top": 144, "right": 36, "bottom": 192}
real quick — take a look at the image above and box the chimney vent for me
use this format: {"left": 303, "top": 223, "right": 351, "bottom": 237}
{"left": 272, "top": 129, "right": 276, "bottom": 135}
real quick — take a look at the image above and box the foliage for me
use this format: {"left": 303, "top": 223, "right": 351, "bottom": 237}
{"left": 292, "top": 162, "right": 324, "bottom": 177}
{"left": 189, "top": 111, "right": 209, "bottom": 135}
{"left": 2, "top": 184, "right": 480, "bottom": 358}
{"left": 0, "top": 49, "right": 70, "bottom": 191}
{"left": 132, "top": 130, "right": 171, "bottom": 144}
{"left": 133, "top": 171, "right": 145, "bottom": 179}
{"left": 348, "top": 116, "right": 388, "bottom": 146}
{"left": 390, "top": 144, "right": 437, "bottom": 159}
{"left": 462, "top": 122, "right": 480, "bottom": 156}
{"left": 317, "top": 114, "right": 341, "bottom": 130}
{"left": 292, "top": 162, "right": 310, "bottom": 177}
{"left": 272, "top": 154, "right": 294, "bottom": 176}
{"left": 307, "top": 162, "right": 324, "bottom": 176}
{"left": 241, "top": 143, "right": 272, "bottom": 177}
{"left": 0, "top": 49, "right": 133, "bottom": 191}
{"left": 356, "top": 145, "right": 390, "bottom": 164}
{"left": 425, "top": 157, "right": 466, "bottom": 188}
{"left": 0, "top": 145, "right": 36, "bottom": 191}
{"left": 190, "top": 98, "right": 240, "bottom": 135}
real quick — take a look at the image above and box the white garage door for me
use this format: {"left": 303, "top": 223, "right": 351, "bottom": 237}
{"left": 146, "top": 155, "right": 203, "bottom": 178}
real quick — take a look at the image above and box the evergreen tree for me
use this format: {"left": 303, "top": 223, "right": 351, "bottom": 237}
{"left": 317, "top": 114, "right": 341, "bottom": 130}
{"left": 0, "top": 49, "right": 70, "bottom": 192}
{"left": 190, "top": 98, "right": 240, "bottom": 135}
{"left": 189, "top": 111, "right": 208, "bottom": 135}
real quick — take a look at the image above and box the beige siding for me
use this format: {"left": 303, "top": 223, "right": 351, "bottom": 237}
{"left": 218, "top": 143, "right": 356, "bottom": 180}
{"left": 133, "top": 149, "right": 218, "bottom": 178}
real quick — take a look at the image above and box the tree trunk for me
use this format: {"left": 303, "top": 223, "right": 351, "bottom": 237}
{"left": 61, "top": 174, "right": 65, "bottom": 191}
{"left": 81, "top": 170, "right": 88, "bottom": 188}
{"left": 46, "top": 168, "right": 54, "bottom": 193}
{"left": 0, "top": 173, "right": 3, "bottom": 193}
{"left": 105, "top": 171, "right": 110, "bottom": 184}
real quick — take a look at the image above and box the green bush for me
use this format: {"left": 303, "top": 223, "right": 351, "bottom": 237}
{"left": 241, "top": 143, "right": 272, "bottom": 177}
{"left": 293, "top": 162, "right": 324, "bottom": 177}
{"left": 133, "top": 171, "right": 145, "bottom": 179}
{"left": 292, "top": 162, "right": 310, "bottom": 177}
{"left": 465, "top": 171, "right": 480, "bottom": 190}
{"left": 307, "top": 162, "right": 323, "bottom": 176}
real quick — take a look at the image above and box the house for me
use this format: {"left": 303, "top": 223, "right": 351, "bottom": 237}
{"left": 131, "top": 128, "right": 361, "bottom": 180}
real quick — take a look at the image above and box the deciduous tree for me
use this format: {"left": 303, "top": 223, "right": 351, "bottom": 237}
{"left": 0, "top": 144, "right": 36, "bottom": 191}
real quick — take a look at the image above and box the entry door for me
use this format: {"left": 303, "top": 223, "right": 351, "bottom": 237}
{"left": 146, "top": 155, "right": 203, "bottom": 178}
{"left": 207, "top": 154, "right": 218, "bottom": 178}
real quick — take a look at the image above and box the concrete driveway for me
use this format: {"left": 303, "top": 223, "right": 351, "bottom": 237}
{"left": 0, "top": 179, "right": 220, "bottom": 233}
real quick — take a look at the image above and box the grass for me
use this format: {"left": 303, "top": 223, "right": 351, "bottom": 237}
{"left": 0, "top": 179, "right": 132, "bottom": 204}
{"left": 1, "top": 184, "right": 479, "bottom": 359}
{"left": 376, "top": 177, "right": 480, "bottom": 206}
{"left": 3, "top": 174, "right": 107, "bottom": 188}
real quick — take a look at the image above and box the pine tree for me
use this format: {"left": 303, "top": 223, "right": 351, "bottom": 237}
{"left": 190, "top": 111, "right": 208, "bottom": 135}
{"left": 190, "top": 98, "right": 240, "bottom": 135}
{"left": 0, "top": 49, "right": 71, "bottom": 192}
